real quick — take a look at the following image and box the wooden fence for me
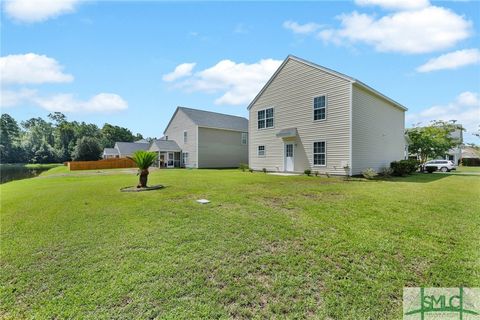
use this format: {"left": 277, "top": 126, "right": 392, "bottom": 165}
{"left": 67, "top": 158, "right": 137, "bottom": 171}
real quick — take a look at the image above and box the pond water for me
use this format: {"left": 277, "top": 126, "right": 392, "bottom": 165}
{"left": 0, "top": 165, "right": 53, "bottom": 184}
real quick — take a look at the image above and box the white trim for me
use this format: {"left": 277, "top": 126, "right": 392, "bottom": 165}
{"left": 312, "top": 140, "right": 327, "bottom": 167}
{"left": 257, "top": 107, "right": 275, "bottom": 130}
{"left": 313, "top": 94, "right": 327, "bottom": 122}
{"left": 349, "top": 83, "right": 353, "bottom": 176}
{"left": 284, "top": 142, "right": 295, "bottom": 172}
{"left": 257, "top": 145, "right": 266, "bottom": 157}
{"left": 246, "top": 55, "right": 407, "bottom": 112}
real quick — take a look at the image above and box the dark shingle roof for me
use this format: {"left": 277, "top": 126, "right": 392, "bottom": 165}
{"left": 114, "top": 142, "right": 150, "bottom": 155}
{"left": 149, "top": 139, "right": 181, "bottom": 152}
{"left": 165, "top": 107, "right": 248, "bottom": 133}
{"left": 103, "top": 148, "right": 119, "bottom": 155}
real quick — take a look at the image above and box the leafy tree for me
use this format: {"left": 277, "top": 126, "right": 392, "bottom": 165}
{"left": 130, "top": 150, "right": 157, "bottom": 188}
{"left": 32, "top": 140, "right": 58, "bottom": 163}
{"left": 0, "top": 114, "right": 24, "bottom": 163}
{"left": 407, "top": 120, "right": 461, "bottom": 163}
{"left": 101, "top": 124, "right": 137, "bottom": 148}
{"left": 72, "top": 137, "right": 102, "bottom": 161}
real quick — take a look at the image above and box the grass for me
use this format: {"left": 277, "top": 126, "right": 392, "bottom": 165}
{"left": 1, "top": 169, "right": 479, "bottom": 319}
{"left": 456, "top": 166, "right": 480, "bottom": 173}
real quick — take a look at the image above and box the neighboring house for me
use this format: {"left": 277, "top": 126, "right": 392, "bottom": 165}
{"left": 102, "top": 141, "right": 150, "bottom": 159}
{"left": 103, "top": 148, "right": 119, "bottom": 159}
{"left": 161, "top": 107, "right": 249, "bottom": 168}
{"left": 444, "top": 125, "right": 463, "bottom": 165}
{"left": 247, "top": 55, "right": 407, "bottom": 176}
{"left": 148, "top": 139, "right": 182, "bottom": 168}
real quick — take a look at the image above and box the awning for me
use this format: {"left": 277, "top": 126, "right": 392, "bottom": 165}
{"left": 276, "top": 128, "right": 298, "bottom": 138}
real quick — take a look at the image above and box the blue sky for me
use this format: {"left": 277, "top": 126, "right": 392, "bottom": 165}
{"left": 1, "top": 0, "right": 479, "bottom": 142}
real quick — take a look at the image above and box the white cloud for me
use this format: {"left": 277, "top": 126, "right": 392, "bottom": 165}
{"left": 162, "top": 63, "right": 196, "bottom": 82}
{"left": 416, "top": 49, "right": 480, "bottom": 72}
{"left": 0, "top": 88, "right": 37, "bottom": 108}
{"left": 33, "top": 93, "right": 128, "bottom": 113}
{"left": 0, "top": 89, "right": 128, "bottom": 113}
{"left": 407, "top": 91, "right": 480, "bottom": 141}
{"left": 318, "top": 6, "right": 472, "bottom": 54}
{"left": 283, "top": 20, "right": 322, "bottom": 35}
{"left": 0, "top": 53, "right": 73, "bottom": 85}
{"left": 354, "top": 0, "right": 430, "bottom": 10}
{"left": 168, "top": 59, "right": 282, "bottom": 105}
{"left": 4, "top": 0, "right": 80, "bottom": 23}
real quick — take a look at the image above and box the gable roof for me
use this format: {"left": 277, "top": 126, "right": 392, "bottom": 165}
{"left": 164, "top": 107, "right": 248, "bottom": 134}
{"left": 114, "top": 142, "right": 150, "bottom": 155}
{"left": 247, "top": 55, "right": 407, "bottom": 111}
{"left": 149, "top": 139, "right": 182, "bottom": 152}
{"left": 103, "top": 148, "right": 119, "bottom": 155}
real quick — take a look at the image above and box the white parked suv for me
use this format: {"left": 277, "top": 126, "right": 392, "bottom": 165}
{"left": 423, "top": 160, "right": 456, "bottom": 172}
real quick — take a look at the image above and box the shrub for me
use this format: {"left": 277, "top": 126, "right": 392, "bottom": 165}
{"left": 249, "top": 168, "right": 254, "bottom": 173}
{"left": 362, "top": 168, "right": 378, "bottom": 179}
{"left": 239, "top": 163, "right": 249, "bottom": 172}
{"left": 304, "top": 169, "right": 311, "bottom": 176}
{"left": 390, "top": 159, "right": 419, "bottom": 176}
{"left": 314, "top": 171, "right": 319, "bottom": 177}
{"left": 326, "top": 172, "right": 330, "bottom": 178}
{"left": 462, "top": 158, "right": 480, "bottom": 166}
{"left": 426, "top": 166, "right": 437, "bottom": 173}
{"left": 379, "top": 167, "right": 393, "bottom": 177}
{"left": 262, "top": 168, "right": 267, "bottom": 174}
{"left": 72, "top": 137, "right": 102, "bottom": 161}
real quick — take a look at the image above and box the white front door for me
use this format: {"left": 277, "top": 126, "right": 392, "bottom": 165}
{"left": 285, "top": 143, "right": 294, "bottom": 172}
{"left": 167, "top": 152, "right": 174, "bottom": 168}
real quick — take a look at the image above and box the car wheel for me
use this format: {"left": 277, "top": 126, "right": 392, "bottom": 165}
{"left": 440, "top": 167, "right": 448, "bottom": 172}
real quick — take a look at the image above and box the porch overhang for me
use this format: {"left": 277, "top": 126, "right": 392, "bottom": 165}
{"left": 276, "top": 128, "right": 298, "bottom": 139}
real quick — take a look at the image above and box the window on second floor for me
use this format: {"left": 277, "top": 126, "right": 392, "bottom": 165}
{"left": 241, "top": 132, "right": 248, "bottom": 145}
{"left": 258, "top": 107, "right": 274, "bottom": 129}
{"left": 183, "top": 131, "right": 187, "bottom": 143}
{"left": 314, "top": 96, "right": 326, "bottom": 121}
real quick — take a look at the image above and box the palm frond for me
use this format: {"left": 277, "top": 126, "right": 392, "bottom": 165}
{"left": 130, "top": 150, "right": 157, "bottom": 169}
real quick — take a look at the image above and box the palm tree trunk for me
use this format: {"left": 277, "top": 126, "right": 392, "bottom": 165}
{"left": 138, "top": 169, "right": 149, "bottom": 188}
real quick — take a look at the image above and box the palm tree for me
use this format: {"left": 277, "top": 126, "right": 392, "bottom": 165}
{"left": 130, "top": 150, "right": 157, "bottom": 188}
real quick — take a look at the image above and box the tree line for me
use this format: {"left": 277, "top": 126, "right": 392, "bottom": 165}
{"left": 0, "top": 112, "right": 146, "bottom": 163}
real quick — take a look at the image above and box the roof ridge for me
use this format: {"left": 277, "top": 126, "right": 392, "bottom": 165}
{"left": 178, "top": 106, "right": 248, "bottom": 120}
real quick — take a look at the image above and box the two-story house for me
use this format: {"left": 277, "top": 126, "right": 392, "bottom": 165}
{"left": 159, "top": 107, "right": 249, "bottom": 168}
{"left": 248, "top": 55, "right": 407, "bottom": 176}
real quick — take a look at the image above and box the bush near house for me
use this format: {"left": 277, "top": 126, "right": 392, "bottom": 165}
{"left": 304, "top": 169, "right": 311, "bottom": 176}
{"left": 390, "top": 159, "right": 419, "bottom": 176}
{"left": 462, "top": 158, "right": 480, "bottom": 166}
{"left": 239, "top": 163, "right": 249, "bottom": 172}
{"left": 362, "top": 168, "right": 378, "bottom": 179}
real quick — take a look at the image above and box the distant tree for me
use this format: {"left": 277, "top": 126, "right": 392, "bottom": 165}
{"left": 407, "top": 120, "right": 461, "bottom": 163}
{"left": 72, "top": 137, "right": 102, "bottom": 161}
{"left": 0, "top": 114, "right": 23, "bottom": 163}
{"left": 32, "top": 140, "right": 58, "bottom": 163}
{"left": 101, "top": 123, "right": 136, "bottom": 147}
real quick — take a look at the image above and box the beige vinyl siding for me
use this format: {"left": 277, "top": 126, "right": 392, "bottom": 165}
{"left": 249, "top": 58, "right": 351, "bottom": 175}
{"left": 351, "top": 84, "right": 405, "bottom": 175}
{"left": 164, "top": 110, "right": 198, "bottom": 168}
{"left": 198, "top": 127, "right": 248, "bottom": 168}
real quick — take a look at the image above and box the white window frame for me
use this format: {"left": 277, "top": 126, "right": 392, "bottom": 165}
{"left": 183, "top": 131, "right": 187, "bottom": 143}
{"left": 257, "top": 107, "right": 274, "bottom": 129}
{"left": 313, "top": 95, "right": 327, "bottom": 121}
{"left": 241, "top": 132, "right": 248, "bottom": 145}
{"left": 258, "top": 145, "right": 266, "bottom": 157}
{"left": 313, "top": 141, "right": 326, "bottom": 166}
{"left": 182, "top": 152, "right": 189, "bottom": 166}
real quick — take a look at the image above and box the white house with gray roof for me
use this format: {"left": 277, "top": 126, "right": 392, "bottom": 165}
{"left": 248, "top": 55, "right": 407, "bottom": 176}
{"left": 102, "top": 141, "right": 150, "bottom": 159}
{"left": 161, "top": 107, "right": 249, "bottom": 168}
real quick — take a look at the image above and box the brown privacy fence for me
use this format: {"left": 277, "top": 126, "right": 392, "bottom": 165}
{"left": 67, "top": 158, "right": 137, "bottom": 171}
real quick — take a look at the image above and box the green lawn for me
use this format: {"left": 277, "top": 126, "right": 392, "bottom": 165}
{"left": 456, "top": 166, "right": 480, "bottom": 173}
{"left": 1, "top": 169, "right": 479, "bottom": 319}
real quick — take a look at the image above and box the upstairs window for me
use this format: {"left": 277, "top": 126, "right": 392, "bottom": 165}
{"left": 258, "top": 145, "right": 266, "bottom": 157}
{"left": 183, "top": 131, "right": 187, "bottom": 143}
{"left": 241, "top": 132, "right": 248, "bottom": 145}
{"left": 313, "top": 141, "right": 326, "bottom": 166}
{"left": 314, "top": 96, "right": 326, "bottom": 121}
{"left": 258, "top": 107, "right": 274, "bottom": 129}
